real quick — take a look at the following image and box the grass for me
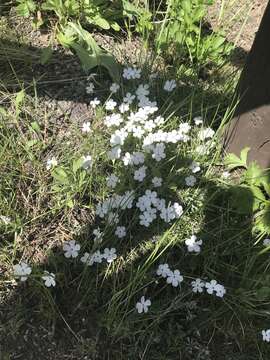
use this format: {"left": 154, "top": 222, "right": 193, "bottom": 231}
{"left": 0, "top": 2, "right": 270, "bottom": 360}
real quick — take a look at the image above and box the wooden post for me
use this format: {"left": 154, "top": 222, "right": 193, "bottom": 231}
{"left": 224, "top": 1, "right": 270, "bottom": 169}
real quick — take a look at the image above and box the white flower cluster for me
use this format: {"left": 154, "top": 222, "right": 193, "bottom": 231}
{"left": 197, "top": 279, "right": 226, "bottom": 298}
{"left": 13, "top": 262, "right": 56, "bottom": 287}
{"left": 156, "top": 264, "right": 184, "bottom": 287}
{"left": 136, "top": 190, "right": 183, "bottom": 227}
{"left": 123, "top": 67, "right": 141, "bottom": 80}
{"left": 81, "top": 247, "right": 117, "bottom": 265}
{"left": 96, "top": 191, "right": 135, "bottom": 219}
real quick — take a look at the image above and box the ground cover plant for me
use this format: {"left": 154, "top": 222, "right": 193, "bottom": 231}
{"left": 1, "top": 1, "right": 270, "bottom": 359}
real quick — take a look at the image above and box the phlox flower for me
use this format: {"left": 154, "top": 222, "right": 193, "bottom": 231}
{"left": 82, "top": 121, "right": 91, "bottom": 133}
{"left": 110, "top": 129, "right": 128, "bottom": 146}
{"left": 103, "top": 248, "right": 117, "bottom": 263}
{"left": 115, "top": 226, "right": 126, "bottom": 239}
{"left": 163, "top": 79, "right": 176, "bottom": 92}
{"left": 132, "top": 125, "right": 145, "bottom": 139}
{"left": 42, "top": 271, "right": 56, "bottom": 287}
{"left": 82, "top": 155, "right": 92, "bottom": 170}
{"left": 185, "top": 235, "right": 202, "bottom": 253}
{"left": 93, "top": 228, "right": 103, "bottom": 243}
{"left": 185, "top": 175, "right": 197, "bottom": 187}
{"left": 198, "top": 127, "right": 215, "bottom": 141}
{"left": 262, "top": 329, "right": 270, "bottom": 342}
{"left": 119, "top": 103, "right": 129, "bottom": 113}
{"left": 63, "top": 240, "right": 80, "bottom": 258}
{"left": 152, "top": 143, "right": 166, "bottom": 162}
{"left": 104, "top": 114, "right": 123, "bottom": 127}
{"left": 263, "top": 238, "right": 270, "bottom": 247}
{"left": 106, "top": 174, "right": 119, "bottom": 188}
{"left": 110, "top": 83, "right": 120, "bottom": 93}
{"left": 166, "top": 270, "right": 183, "bottom": 287}
{"left": 123, "top": 92, "right": 135, "bottom": 104}
{"left": 156, "top": 263, "right": 170, "bottom": 278}
{"left": 194, "top": 116, "right": 203, "bottom": 125}
{"left": 13, "top": 262, "right": 32, "bottom": 282}
{"left": 189, "top": 161, "right": 200, "bottom": 173}
{"left": 134, "top": 166, "right": 147, "bottom": 182}
{"left": 105, "top": 99, "right": 117, "bottom": 111}
{"left": 86, "top": 82, "right": 94, "bottom": 94}
{"left": 191, "top": 278, "right": 205, "bottom": 293}
{"left": 123, "top": 67, "right": 141, "bottom": 80}
{"left": 90, "top": 98, "right": 100, "bottom": 108}
{"left": 46, "top": 157, "right": 58, "bottom": 170}
{"left": 136, "top": 296, "right": 151, "bottom": 313}
{"left": 108, "top": 146, "right": 121, "bottom": 160}
{"left": 205, "top": 280, "right": 226, "bottom": 298}
{"left": 136, "top": 84, "right": 149, "bottom": 98}
{"left": 152, "top": 177, "right": 162, "bottom": 188}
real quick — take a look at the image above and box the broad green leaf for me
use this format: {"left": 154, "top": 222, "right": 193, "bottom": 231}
{"left": 72, "top": 158, "right": 83, "bottom": 174}
{"left": 224, "top": 147, "right": 250, "bottom": 170}
{"left": 52, "top": 167, "right": 69, "bottom": 184}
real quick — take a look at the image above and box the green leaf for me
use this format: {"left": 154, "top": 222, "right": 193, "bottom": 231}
{"left": 224, "top": 147, "right": 250, "bottom": 170}
{"left": 16, "top": 0, "right": 36, "bottom": 17}
{"left": 52, "top": 167, "right": 69, "bottom": 184}
{"left": 72, "top": 158, "right": 83, "bottom": 174}
{"left": 93, "top": 16, "right": 110, "bottom": 30}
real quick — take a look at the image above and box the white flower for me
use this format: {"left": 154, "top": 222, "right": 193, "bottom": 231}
{"left": 152, "top": 143, "right": 166, "bottom": 162}
{"left": 132, "top": 125, "right": 145, "bottom": 139}
{"left": 123, "top": 92, "right": 135, "bottom": 104}
{"left": 105, "top": 99, "right": 117, "bottom": 111}
{"left": 13, "top": 262, "right": 32, "bottom": 282}
{"left": 42, "top": 271, "right": 56, "bottom": 287}
{"left": 92, "top": 250, "right": 103, "bottom": 264}
{"left": 136, "top": 296, "right": 151, "bottom": 313}
{"left": 163, "top": 79, "right": 176, "bottom": 92}
{"left": 152, "top": 177, "right": 162, "bottom": 188}
{"left": 198, "top": 127, "right": 215, "bottom": 141}
{"left": 82, "top": 155, "right": 92, "bottom": 170}
{"left": 262, "top": 329, "right": 270, "bottom": 342}
{"left": 63, "top": 240, "right": 80, "bottom": 258}
{"left": 189, "top": 161, "right": 200, "bottom": 173}
{"left": 136, "top": 84, "right": 149, "bottom": 98}
{"left": 86, "top": 82, "right": 94, "bottom": 94}
{"left": 160, "top": 203, "right": 183, "bottom": 223}
{"left": 166, "top": 270, "right": 183, "bottom": 287}
{"left": 108, "top": 146, "right": 121, "bottom": 160}
{"left": 134, "top": 166, "right": 147, "bottom": 182}
{"left": 115, "top": 226, "right": 126, "bottom": 239}
{"left": 110, "top": 83, "right": 120, "bottom": 93}
{"left": 104, "top": 114, "right": 123, "bottom": 127}
{"left": 191, "top": 278, "right": 205, "bottom": 293}
{"left": 82, "top": 121, "right": 91, "bottom": 133}
{"left": 106, "top": 174, "right": 119, "bottom": 188}
{"left": 263, "top": 238, "right": 270, "bottom": 247}
{"left": 46, "top": 157, "right": 58, "bottom": 170}
{"left": 185, "top": 235, "right": 202, "bottom": 253}
{"left": 156, "top": 264, "right": 170, "bottom": 278}
{"left": 123, "top": 67, "right": 141, "bottom": 80}
{"left": 103, "top": 248, "right": 117, "bottom": 263}
{"left": 90, "top": 98, "right": 100, "bottom": 108}
{"left": 194, "top": 116, "right": 203, "bottom": 125}
{"left": 205, "top": 280, "right": 217, "bottom": 295}
{"left": 80, "top": 252, "right": 92, "bottom": 265}
{"left": 205, "top": 280, "right": 226, "bottom": 297}
{"left": 119, "top": 103, "right": 129, "bottom": 113}
{"left": 185, "top": 175, "right": 197, "bottom": 187}
{"left": 110, "top": 129, "right": 128, "bottom": 146}
{"left": 215, "top": 284, "right": 226, "bottom": 298}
